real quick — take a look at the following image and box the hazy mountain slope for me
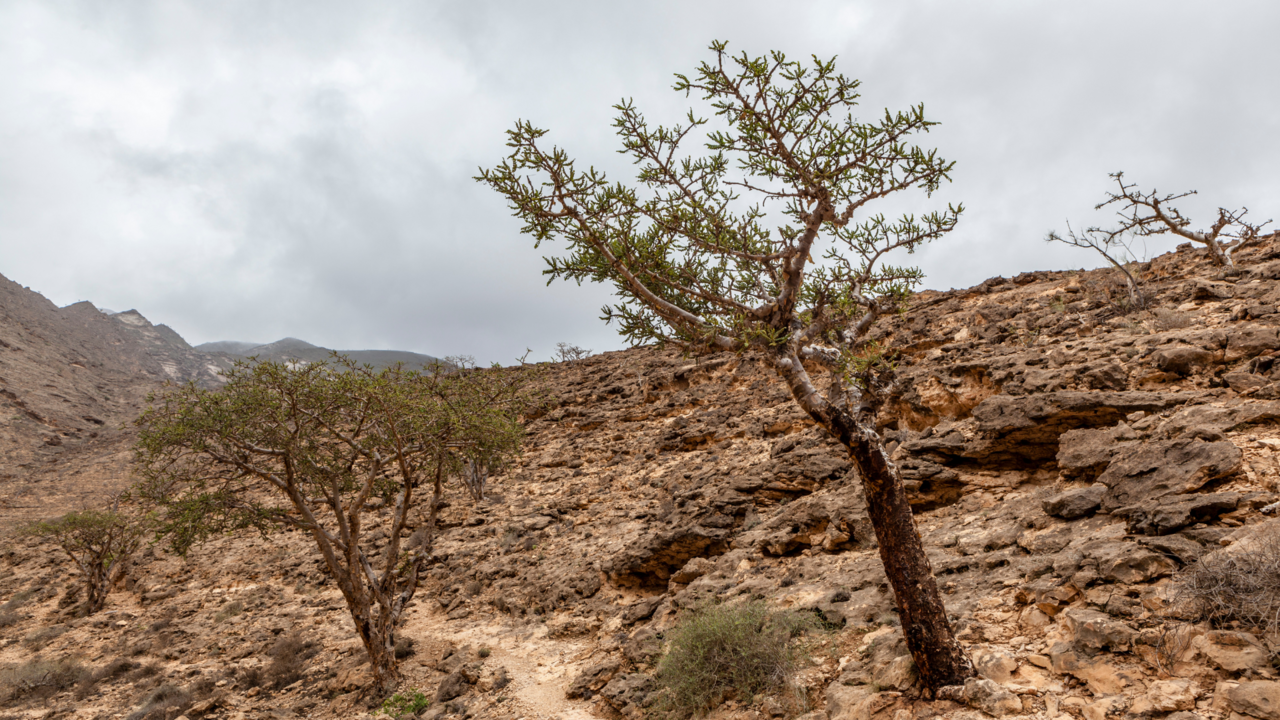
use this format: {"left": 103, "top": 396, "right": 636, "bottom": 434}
{"left": 199, "top": 336, "right": 446, "bottom": 371}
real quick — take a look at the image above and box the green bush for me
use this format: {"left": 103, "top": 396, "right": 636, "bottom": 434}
{"left": 653, "top": 601, "right": 814, "bottom": 718}
{"left": 380, "top": 689, "right": 430, "bottom": 718}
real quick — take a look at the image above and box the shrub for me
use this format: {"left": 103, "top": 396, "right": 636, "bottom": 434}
{"left": 0, "top": 658, "right": 87, "bottom": 704}
{"left": 1177, "top": 524, "right": 1280, "bottom": 633}
{"left": 75, "top": 657, "right": 140, "bottom": 698}
{"left": 265, "top": 632, "right": 317, "bottom": 689}
{"left": 653, "top": 601, "right": 814, "bottom": 718}
{"left": 1150, "top": 307, "right": 1193, "bottom": 331}
{"left": 0, "top": 590, "right": 34, "bottom": 628}
{"left": 214, "top": 600, "right": 244, "bottom": 623}
{"left": 380, "top": 689, "right": 430, "bottom": 719}
{"left": 126, "top": 683, "right": 191, "bottom": 720}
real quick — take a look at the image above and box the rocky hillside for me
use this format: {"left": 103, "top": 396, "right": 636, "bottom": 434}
{"left": 2, "top": 236, "right": 1280, "bottom": 720}
{"left": 0, "top": 274, "right": 225, "bottom": 525}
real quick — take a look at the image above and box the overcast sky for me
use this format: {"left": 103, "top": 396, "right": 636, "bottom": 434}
{"left": 2, "top": 1, "right": 1277, "bottom": 364}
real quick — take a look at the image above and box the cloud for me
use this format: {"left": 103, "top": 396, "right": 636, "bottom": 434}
{"left": 1, "top": 1, "right": 1277, "bottom": 363}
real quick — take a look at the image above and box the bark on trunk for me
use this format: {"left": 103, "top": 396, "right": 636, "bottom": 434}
{"left": 350, "top": 600, "right": 400, "bottom": 693}
{"left": 85, "top": 564, "right": 109, "bottom": 615}
{"left": 842, "top": 419, "right": 974, "bottom": 690}
{"left": 771, "top": 355, "right": 974, "bottom": 691}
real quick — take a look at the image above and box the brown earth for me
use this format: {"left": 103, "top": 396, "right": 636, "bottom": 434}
{"left": 3, "top": 235, "right": 1280, "bottom": 720}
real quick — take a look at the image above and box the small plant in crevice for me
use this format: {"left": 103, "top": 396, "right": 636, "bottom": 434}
{"left": 379, "top": 689, "right": 430, "bottom": 719}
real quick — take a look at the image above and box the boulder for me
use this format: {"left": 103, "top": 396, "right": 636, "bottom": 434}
{"left": 1059, "top": 607, "right": 1136, "bottom": 652}
{"left": 1098, "top": 436, "right": 1242, "bottom": 512}
{"left": 1057, "top": 425, "right": 1137, "bottom": 481}
{"left": 960, "top": 677, "right": 1021, "bottom": 717}
{"left": 565, "top": 659, "right": 620, "bottom": 700}
{"left": 669, "top": 557, "right": 716, "bottom": 584}
{"left": 1122, "top": 492, "right": 1241, "bottom": 535}
{"left": 1152, "top": 346, "right": 1218, "bottom": 375}
{"left": 1193, "top": 630, "right": 1269, "bottom": 673}
{"left": 1085, "top": 539, "right": 1178, "bottom": 584}
{"left": 1228, "top": 680, "right": 1280, "bottom": 720}
{"left": 1225, "top": 327, "right": 1280, "bottom": 363}
{"left": 826, "top": 683, "right": 874, "bottom": 720}
{"left": 1225, "top": 370, "right": 1272, "bottom": 393}
{"left": 973, "top": 648, "right": 1017, "bottom": 683}
{"left": 1128, "top": 679, "right": 1196, "bottom": 714}
{"left": 968, "top": 391, "right": 1189, "bottom": 465}
{"left": 1042, "top": 485, "right": 1106, "bottom": 519}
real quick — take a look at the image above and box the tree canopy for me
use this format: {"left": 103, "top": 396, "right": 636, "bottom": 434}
{"left": 481, "top": 41, "right": 974, "bottom": 691}
{"left": 134, "top": 355, "right": 536, "bottom": 690}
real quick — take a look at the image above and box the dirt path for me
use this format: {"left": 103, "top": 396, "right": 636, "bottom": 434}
{"left": 403, "top": 610, "right": 602, "bottom": 720}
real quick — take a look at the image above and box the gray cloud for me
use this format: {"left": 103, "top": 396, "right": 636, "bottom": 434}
{"left": 2, "top": 1, "right": 1277, "bottom": 363}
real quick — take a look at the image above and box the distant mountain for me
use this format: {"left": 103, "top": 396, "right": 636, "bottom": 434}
{"left": 196, "top": 337, "right": 446, "bottom": 371}
{"left": 194, "top": 340, "right": 262, "bottom": 355}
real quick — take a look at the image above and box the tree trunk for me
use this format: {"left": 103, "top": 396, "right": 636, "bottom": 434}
{"left": 841, "top": 419, "right": 975, "bottom": 691}
{"left": 350, "top": 602, "right": 400, "bottom": 693}
{"left": 771, "top": 356, "right": 974, "bottom": 691}
{"left": 86, "top": 562, "right": 109, "bottom": 615}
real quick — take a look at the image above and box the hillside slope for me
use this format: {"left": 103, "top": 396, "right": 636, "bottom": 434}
{"left": 0, "top": 275, "right": 224, "bottom": 525}
{"left": 1, "top": 237, "right": 1280, "bottom": 720}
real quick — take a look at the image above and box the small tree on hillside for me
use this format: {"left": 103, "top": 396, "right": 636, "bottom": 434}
{"left": 134, "top": 356, "right": 533, "bottom": 692}
{"left": 554, "top": 342, "right": 593, "bottom": 362}
{"left": 22, "top": 498, "right": 147, "bottom": 615}
{"left": 480, "top": 42, "right": 974, "bottom": 690}
{"left": 1095, "top": 171, "right": 1273, "bottom": 269}
{"left": 1046, "top": 221, "right": 1147, "bottom": 310}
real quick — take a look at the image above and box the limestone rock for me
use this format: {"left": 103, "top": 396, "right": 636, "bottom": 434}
{"left": 960, "top": 677, "right": 1021, "bottom": 717}
{"left": 973, "top": 648, "right": 1017, "bottom": 683}
{"left": 1059, "top": 607, "right": 1136, "bottom": 651}
{"left": 1152, "top": 346, "right": 1218, "bottom": 375}
{"left": 669, "top": 556, "right": 715, "bottom": 584}
{"left": 1123, "top": 491, "right": 1241, "bottom": 535}
{"left": 1229, "top": 680, "right": 1280, "bottom": 720}
{"left": 1057, "top": 425, "right": 1137, "bottom": 481}
{"left": 1098, "top": 436, "right": 1242, "bottom": 512}
{"left": 1042, "top": 484, "right": 1106, "bottom": 519}
{"left": 1193, "top": 631, "right": 1269, "bottom": 673}
{"left": 565, "top": 659, "right": 620, "bottom": 700}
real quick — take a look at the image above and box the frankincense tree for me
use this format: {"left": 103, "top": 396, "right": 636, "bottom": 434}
{"left": 22, "top": 497, "right": 148, "bottom": 615}
{"left": 134, "top": 356, "right": 534, "bottom": 691}
{"left": 479, "top": 41, "right": 974, "bottom": 689}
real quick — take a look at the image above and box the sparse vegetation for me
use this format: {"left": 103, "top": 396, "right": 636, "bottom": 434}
{"left": 1177, "top": 523, "right": 1280, "bottom": 634}
{"left": 126, "top": 682, "right": 192, "bottom": 720}
{"left": 0, "top": 589, "right": 34, "bottom": 628}
{"left": 1150, "top": 307, "right": 1193, "bottom": 332}
{"left": 1087, "top": 171, "right": 1275, "bottom": 269}
{"left": 0, "top": 658, "right": 86, "bottom": 705}
{"left": 134, "top": 355, "right": 534, "bottom": 691}
{"left": 380, "top": 689, "right": 431, "bottom": 719}
{"left": 653, "top": 601, "right": 814, "bottom": 718}
{"left": 1047, "top": 220, "right": 1147, "bottom": 310}
{"left": 264, "top": 631, "right": 318, "bottom": 689}
{"left": 553, "top": 342, "right": 593, "bottom": 362}
{"left": 20, "top": 498, "right": 148, "bottom": 615}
